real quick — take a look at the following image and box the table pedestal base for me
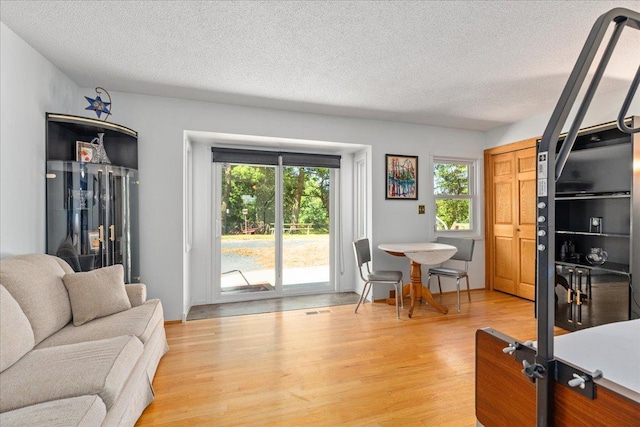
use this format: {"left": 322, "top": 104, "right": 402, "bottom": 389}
{"left": 384, "top": 262, "right": 449, "bottom": 316}
{"left": 379, "top": 244, "right": 454, "bottom": 317}
{"left": 406, "top": 260, "right": 448, "bottom": 317}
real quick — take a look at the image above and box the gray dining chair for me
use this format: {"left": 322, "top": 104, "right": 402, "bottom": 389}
{"left": 427, "top": 237, "right": 475, "bottom": 312}
{"left": 353, "top": 238, "right": 404, "bottom": 318}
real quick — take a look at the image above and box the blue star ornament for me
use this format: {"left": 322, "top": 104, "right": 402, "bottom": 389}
{"left": 85, "top": 95, "right": 111, "bottom": 118}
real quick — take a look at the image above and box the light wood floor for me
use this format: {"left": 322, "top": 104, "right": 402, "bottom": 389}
{"left": 137, "top": 290, "right": 548, "bottom": 426}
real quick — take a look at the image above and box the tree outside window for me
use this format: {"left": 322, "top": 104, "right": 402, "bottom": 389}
{"left": 433, "top": 159, "right": 474, "bottom": 231}
{"left": 220, "top": 164, "right": 331, "bottom": 235}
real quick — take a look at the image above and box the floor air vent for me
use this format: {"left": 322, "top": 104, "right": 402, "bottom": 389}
{"left": 306, "top": 309, "right": 331, "bottom": 315}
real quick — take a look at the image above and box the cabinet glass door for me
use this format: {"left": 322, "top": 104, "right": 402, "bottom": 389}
{"left": 46, "top": 161, "right": 139, "bottom": 282}
{"left": 554, "top": 267, "right": 629, "bottom": 330}
{"left": 47, "top": 161, "right": 102, "bottom": 272}
{"left": 106, "top": 165, "right": 139, "bottom": 283}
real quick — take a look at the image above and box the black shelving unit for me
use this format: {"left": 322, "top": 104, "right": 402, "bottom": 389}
{"left": 46, "top": 113, "right": 140, "bottom": 283}
{"left": 552, "top": 118, "right": 638, "bottom": 330}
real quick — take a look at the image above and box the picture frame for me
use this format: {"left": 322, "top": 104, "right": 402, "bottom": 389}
{"left": 87, "top": 230, "right": 100, "bottom": 252}
{"left": 385, "top": 154, "right": 418, "bottom": 200}
{"left": 76, "top": 141, "right": 94, "bottom": 162}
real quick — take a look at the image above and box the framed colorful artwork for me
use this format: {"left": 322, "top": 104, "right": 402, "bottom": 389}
{"left": 385, "top": 154, "right": 418, "bottom": 200}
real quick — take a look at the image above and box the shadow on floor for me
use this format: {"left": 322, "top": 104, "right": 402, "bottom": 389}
{"left": 187, "top": 292, "right": 360, "bottom": 320}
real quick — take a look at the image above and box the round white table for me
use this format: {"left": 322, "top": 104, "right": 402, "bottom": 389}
{"left": 378, "top": 242, "right": 458, "bottom": 317}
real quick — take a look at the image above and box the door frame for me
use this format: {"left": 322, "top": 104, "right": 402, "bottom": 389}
{"left": 484, "top": 137, "right": 539, "bottom": 293}
{"left": 211, "top": 160, "right": 337, "bottom": 303}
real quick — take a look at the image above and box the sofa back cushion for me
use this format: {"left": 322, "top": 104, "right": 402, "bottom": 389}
{"left": 0, "top": 285, "right": 35, "bottom": 372}
{"left": 63, "top": 264, "right": 132, "bottom": 326}
{"left": 0, "top": 254, "right": 73, "bottom": 345}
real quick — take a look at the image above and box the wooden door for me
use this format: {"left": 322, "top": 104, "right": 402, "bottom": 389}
{"left": 490, "top": 151, "right": 517, "bottom": 294}
{"left": 485, "top": 139, "right": 537, "bottom": 301}
{"left": 515, "top": 148, "right": 537, "bottom": 300}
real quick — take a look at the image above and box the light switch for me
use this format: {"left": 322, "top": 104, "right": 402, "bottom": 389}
{"left": 418, "top": 205, "right": 425, "bottom": 214}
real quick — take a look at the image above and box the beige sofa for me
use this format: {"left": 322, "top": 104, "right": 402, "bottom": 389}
{"left": 0, "top": 254, "right": 168, "bottom": 426}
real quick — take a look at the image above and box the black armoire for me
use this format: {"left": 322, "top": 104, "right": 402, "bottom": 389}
{"left": 553, "top": 116, "right": 639, "bottom": 330}
{"left": 46, "top": 113, "right": 140, "bottom": 283}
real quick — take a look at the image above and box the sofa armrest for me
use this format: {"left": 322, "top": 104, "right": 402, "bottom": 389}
{"left": 125, "top": 284, "right": 147, "bottom": 307}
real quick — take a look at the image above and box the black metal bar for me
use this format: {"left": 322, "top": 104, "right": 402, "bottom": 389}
{"left": 536, "top": 7, "right": 640, "bottom": 426}
{"left": 618, "top": 64, "right": 640, "bottom": 134}
{"left": 555, "top": 20, "right": 627, "bottom": 181}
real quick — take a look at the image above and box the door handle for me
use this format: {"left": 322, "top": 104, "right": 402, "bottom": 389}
{"left": 98, "top": 225, "right": 104, "bottom": 242}
{"left": 109, "top": 225, "right": 115, "bottom": 242}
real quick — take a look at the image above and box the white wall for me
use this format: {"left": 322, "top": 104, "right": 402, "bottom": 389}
{"left": 189, "top": 141, "right": 214, "bottom": 308}
{"left": 0, "top": 23, "right": 79, "bottom": 257}
{"left": 1, "top": 25, "right": 486, "bottom": 321}
{"left": 110, "top": 83, "right": 636, "bottom": 321}
{"left": 338, "top": 151, "right": 356, "bottom": 293}
{"left": 3, "top": 20, "right": 637, "bottom": 323}
{"left": 486, "top": 87, "right": 640, "bottom": 148}
{"left": 104, "top": 91, "right": 486, "bottom": 320}
{"left": 3, "top": 20, "right": 636, "bottom": 322}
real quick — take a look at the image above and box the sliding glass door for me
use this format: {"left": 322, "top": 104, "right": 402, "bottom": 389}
{"left": 219, "top": 163, "right": 277, "bottom": 296}
{"left": 213, "top": 149, "right": 338, "bottom": 301}
{"left": 281, "top": 165, "right": 330, "bottom": 291}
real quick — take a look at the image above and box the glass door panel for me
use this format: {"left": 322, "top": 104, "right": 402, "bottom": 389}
{"left": 219, "top": 164, "right": 277, "bottom": 295}
{"left": 281, "top": 166, "right": 331, "bottom": 291}
{"left": 106, "top": 166, "right": 139, "bottom": 283}
{"left": 47, "top": 161, "right": 102, "bottom": 272}
{"left": 46, "top": 161, "right": 139, "bottom": 282}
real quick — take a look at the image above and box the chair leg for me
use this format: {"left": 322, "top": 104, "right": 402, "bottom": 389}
{"left": 466, "top": 276, "right": 471, "bottom": 302}
{"left": 399, "top": 280, "right": 404, "bottom": 309}
{"left": 355, "top": 282, "right": 370, "bottom": 313}
{"left": 427, "top": 273, "right": 432, "bottom": 291}
{"left": 437, "top": 276, "right": 443, "bottom": 295}
{"left": 394, "top": 283, "right": 400, "bottom": 319}
{"left": 363, "top": 282, "right": 372, "bottom": 304}
{"left": 456, "top": 278, "right": 461, "bottom": 312}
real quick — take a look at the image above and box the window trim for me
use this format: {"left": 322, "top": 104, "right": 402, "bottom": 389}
{"left": 430, "top": 155, "right": 478, "bottom": 236}
{"left": 354, "top": 151, "right": 367, "bottom": 241}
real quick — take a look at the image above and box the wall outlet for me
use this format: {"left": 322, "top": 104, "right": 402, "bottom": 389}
{"left": 418, "top": 205, "right": 425, "bottom": 214}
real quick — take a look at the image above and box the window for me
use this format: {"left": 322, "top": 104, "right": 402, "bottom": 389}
{"left": 433, "top": 158, "right": 476, "bottom": 232}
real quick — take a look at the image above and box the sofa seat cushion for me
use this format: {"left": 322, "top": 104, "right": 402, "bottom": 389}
{"left": 0, "top": 335, "right": 142, "bottom": 412}
{"left": 0, "top": 285, "right": 34, "bottom": 372}
{"left": 0, "top": 395, "right": 106, "bottom": 427}
{"left": 37, "top": 299, "right": 163, "bottom": 349}
{"left": 0, "top": 254, "right": 74, "bottom": 345}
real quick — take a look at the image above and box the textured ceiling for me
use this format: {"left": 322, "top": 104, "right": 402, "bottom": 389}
{"left": 1, "top": 1, "right": 639, "bottom": 131}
